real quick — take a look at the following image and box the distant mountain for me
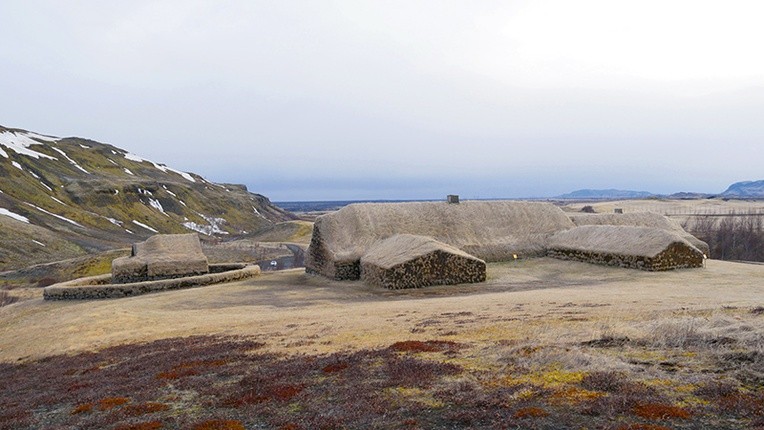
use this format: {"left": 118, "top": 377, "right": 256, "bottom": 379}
{"left": 721, "top": 180, "right": 764, "bottom": 198}
{"left": 0, "top": 125, "right": 294, "bottom": 270}
{"left": 557, "top": 189, "right": 655, "bottom": 199}
{"left": 666, "top": 192, "right": 714, "bottom": 199}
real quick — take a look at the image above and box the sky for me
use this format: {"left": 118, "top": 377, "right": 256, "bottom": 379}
{"left": 1, "top": 1, "right": 763, "bottom": 201}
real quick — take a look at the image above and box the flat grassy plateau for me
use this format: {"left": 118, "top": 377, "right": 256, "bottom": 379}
{"left": 1, "top": 258, "right": 762, "bottom": 429}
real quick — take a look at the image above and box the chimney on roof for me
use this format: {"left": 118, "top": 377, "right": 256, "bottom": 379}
{"left": 447, "top": 195, "right": 460, "bottom": 204}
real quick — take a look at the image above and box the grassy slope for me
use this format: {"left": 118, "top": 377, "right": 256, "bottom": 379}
{"left": 0, "top": 259, "right": 762, "bottom": 429}
{"left": 0, "top": 129, "right": 294, "bottom": 271}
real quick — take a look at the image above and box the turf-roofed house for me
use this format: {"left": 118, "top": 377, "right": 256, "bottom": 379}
{"left": 360, "top": 234, "right": 487, "bottom": 289}
{"left": 306, "top": 200, "right": 708, "bottom": 289}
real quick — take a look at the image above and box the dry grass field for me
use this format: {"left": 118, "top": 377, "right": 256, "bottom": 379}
{"left": 561, "top": 199, "right": 764, "bottom": 223}
{"left": 1, "top": 258, "right": 763, "bottom": 429}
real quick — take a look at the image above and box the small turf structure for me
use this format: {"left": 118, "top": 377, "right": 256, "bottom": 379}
{"left": 568, "top": 212, "right": 710, "bottom": 255}
{"left": 111, "top": 233, "right": 209, "bottom": 283}
{"left": 44, "top": 234, "right": 261, "bottom": 300}
{"left": 547, "top": 225, "right": 704, "bottom": 271}
{"left": 360, "top": 234, "right": 486, "bottom": 289}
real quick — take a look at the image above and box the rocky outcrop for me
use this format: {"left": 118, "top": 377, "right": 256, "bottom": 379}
{"left": 111, "top": 234, "right": 209, "bottom": 283}
{"left": 360, "top": 234, "right": 486, "bottom": 289}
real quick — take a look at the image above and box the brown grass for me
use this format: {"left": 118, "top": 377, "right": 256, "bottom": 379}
{"left": 0, "top": 258, "right": 763, "bottom": 428}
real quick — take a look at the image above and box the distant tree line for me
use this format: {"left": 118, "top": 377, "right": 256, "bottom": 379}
{"left": 685, "top": 214, "right": 764, "bottom": 262}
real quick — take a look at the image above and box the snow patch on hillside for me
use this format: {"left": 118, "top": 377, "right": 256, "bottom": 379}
{"left": 183, "top": 214, "right": 228, "bottom": 235}
{"left": 51, "top": 147, "right": 90, "bottom": 174}
{"left": 0, "top": 208, "right": 29, "bottom": 223}
{"left": 0, "top": 131, "right": 59, "bottom": 160}
{"left": 132, "top": 220, "right": 158, "bottom": 233}
{"left": 162, "top": 185, "right": 177, "bottom": 197}
{"left": 148, "top": 198, "right": 167, "bottom": 215}
{"left": 124, "top": 152, "right": 195, "bottom": 182}
{"left": 27, "top": 204, "right": 83, "bottom": 227}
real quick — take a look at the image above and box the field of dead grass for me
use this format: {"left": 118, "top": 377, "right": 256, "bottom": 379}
{"left": 1, "top": 258, "right": 762, "bottom": 429}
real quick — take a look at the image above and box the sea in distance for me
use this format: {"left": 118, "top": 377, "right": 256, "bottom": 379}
{"left": 273, "top": 197, "right": 555, "bottom": 213}
{"left": 273, "top": 200, "right": 437, "bottom": 213}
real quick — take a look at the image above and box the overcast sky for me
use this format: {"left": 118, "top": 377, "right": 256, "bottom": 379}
{"left": 1, "top": 1, "right": 763, "bottom": 200}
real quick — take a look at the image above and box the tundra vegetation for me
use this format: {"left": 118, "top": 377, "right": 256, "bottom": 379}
{"left": 1, "top": 259, "right": 762, "bottom": 429}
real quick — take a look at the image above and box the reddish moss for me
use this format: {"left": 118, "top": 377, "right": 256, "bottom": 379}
{"left": 71, "top": 402, "right": 93, "bottom": 415}
{"left": 322, "top": 362, "right": 349, "bottom": 373}
{"left": 98, "top": 396, "right": 130, "bottom": 410}
{"left": 123, "top": 402, "right": 170, "bottom": 416}
{"left": 191, "top": 419, "right": 246, "bottom": 430}
{"left": 514, "top": 407, "right": 549, "bottom": 419}
{"left": 633, "top": 403, "right": 691, "bottom": 420}
{"left": 156, "top": 359, "right": 228, "bottom": 380}
{"left": 279, "top": 424, "right": 300, "bottom": 430}
{"left": 615, "top": 425, "right": 672, "bottom": 430}
{"left": 223, "top": 383, "right": 303, "bottom": 407}
{"left": 271, "top": 384, "right": 304, "bottom": 401}
{"left": 156, "top": 367, "right": 200, "bottom": 380}
{"left": 114, "top": 421, "right": 164, "bottom": 430}
{"left": 221, "top": 391, "right": 269, "bottom": 408}
{"left": 389, "top": 340, "right": 461, "bottom": 353}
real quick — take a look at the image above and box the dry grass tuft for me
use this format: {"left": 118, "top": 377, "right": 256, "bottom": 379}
{"left": 388, "top": 340, "right": 462, "bottom": 353}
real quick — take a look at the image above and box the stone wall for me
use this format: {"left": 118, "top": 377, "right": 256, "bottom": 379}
{"left": 361, "top": 250, "right": 486, "bottom": 289}
{"left": 112, "top": 234, "right": 209, "bottom": 283}
{"left": 44, "top": 264, "right": 260, "bottom": 300}
{"left": 547, "top": 242, "right": 703, "bottom": 271}
{"left": 650, "top": 242, "right": 704, "bottom": 270}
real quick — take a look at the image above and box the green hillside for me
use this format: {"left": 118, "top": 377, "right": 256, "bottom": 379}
{"left": 0, "top": 125, "right": 294, "bottom": 271}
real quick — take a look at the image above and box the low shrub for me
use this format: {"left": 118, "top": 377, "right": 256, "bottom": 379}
{"left": 388, "top": 340, "right": 462, "bottom": 353}
{"left": 191, "top": 420, "right": 246, "bottom": 430}
{"left": 514, "top": 406, "right": 549, "bottom": 418}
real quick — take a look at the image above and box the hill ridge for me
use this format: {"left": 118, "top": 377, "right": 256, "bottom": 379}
{"left": 0, "top": 125, "right": 293, "bottom": 271}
